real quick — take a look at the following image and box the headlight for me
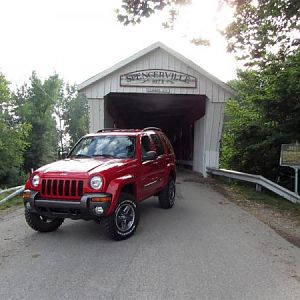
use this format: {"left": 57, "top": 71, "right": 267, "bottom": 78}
{"left": 32, "top": 175, "right": 40, "bottom": 187}
{"left": 90, "top": 176, "right": 103, "bottom": 190}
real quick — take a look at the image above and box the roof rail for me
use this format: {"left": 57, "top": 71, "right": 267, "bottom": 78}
{"left": 142, "top": 127, "right": 162, "bottom": 132}
{"left": 97, "top": 128, "right": 121, "bottom": 133}
{"left": 97, "top": 128, "right": 141, "bottom": 133}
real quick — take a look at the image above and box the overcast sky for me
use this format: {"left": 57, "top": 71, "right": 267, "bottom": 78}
{"left": 0, "top": 0, "right": 238, "bottom": 90}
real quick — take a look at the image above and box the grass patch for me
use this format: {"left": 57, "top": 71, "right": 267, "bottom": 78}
{"left": 0, "top": 192, "right": 23, "bottom": 211}
{"left": 223, "top": 180, "right": 300, "bottom": 217}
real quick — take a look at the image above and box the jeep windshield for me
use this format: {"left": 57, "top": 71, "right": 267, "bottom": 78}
{"left": 69, "top": 135, "right": 136, "bottom": 159}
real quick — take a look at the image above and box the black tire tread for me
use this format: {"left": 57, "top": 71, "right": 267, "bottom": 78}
{"left": 102, "top": 193, "right": 139, "bottom": 241}
{"left": 158, "top": 179, "right": 175, "bottom": 209}
{"left": 25, "top": 209, "right": 64, "bottom": 232}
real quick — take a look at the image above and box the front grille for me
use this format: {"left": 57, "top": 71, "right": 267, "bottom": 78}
{"left": 41, "top": 179, "right": 84, "bottom": 199}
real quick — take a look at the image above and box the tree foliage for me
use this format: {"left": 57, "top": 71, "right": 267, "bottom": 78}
{"left": 116, "top": 0, "right": 190, "bottom": 26}
{"left": 0, "top": 74, "right": 30, "bottom": 186}
{"left": 0, "top": 71, "right": 90, "bottom": 186}
{"left": 221, "top": 49, "right": 300, "bottom": 185}
{"left": 224, "top": 0, "right": 300, "bottom": 66}
{"left": 63, "top": 85, "right": 89, "bottom": 148}
{"left": 14, "top": 72, "right": 63, "bottom": 172}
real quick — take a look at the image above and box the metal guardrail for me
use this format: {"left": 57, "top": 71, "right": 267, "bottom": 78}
{"left": 0, "top": 186, "right": 24, "bottom": 205}
{"left": 207, "top": 168, "right": 300, "bottom": 204}
{"left": 0, "top": 185, "right": 24, "bottom": 195}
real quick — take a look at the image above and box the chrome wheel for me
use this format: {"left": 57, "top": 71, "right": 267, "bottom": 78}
{"left": 41, "top": 216, "right": 53, "bottom": 223}
{"left": 169, "top": 180, "right": 176, "bottom": 206}
{"left": 115, "top": 202, "right": 135, "bottom": 232}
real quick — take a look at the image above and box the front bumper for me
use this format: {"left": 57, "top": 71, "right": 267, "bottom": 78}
{"left": 23, "top": 190, "right": 111, "bottom": 220}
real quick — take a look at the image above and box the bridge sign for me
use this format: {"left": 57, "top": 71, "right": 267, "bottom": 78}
{"left": 280, "top": 143, "right": 300, "bottom": 167}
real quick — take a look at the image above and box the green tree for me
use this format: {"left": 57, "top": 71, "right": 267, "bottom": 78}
{"left": 116, "top": 0, "right": 191, "bottom": 26}
{"left": 221, "top": 50, "right": 300, "bottom": 186}
{"left": 224, "top": 0, "right": 300, "bottom": 66}
{"left": 0, "top": 73, "right": 30, "bottom": 186}
{"left": 63, "top": 84, "right": 89, "bottom": 148}
{"left": 14, "top": 72, "right": 63, "bottom": 171}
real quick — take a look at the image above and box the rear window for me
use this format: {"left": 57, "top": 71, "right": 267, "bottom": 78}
{"left": 150, "top": 134, "right": 165, "bottom": 156}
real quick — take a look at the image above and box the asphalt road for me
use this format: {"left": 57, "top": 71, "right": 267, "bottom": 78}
{"left": 1, "top": 173, "right": 300, "bottom": 300}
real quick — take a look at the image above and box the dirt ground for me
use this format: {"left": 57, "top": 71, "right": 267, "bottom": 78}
{"left": 181, "top": 170, "right": 300, "bottom": 249}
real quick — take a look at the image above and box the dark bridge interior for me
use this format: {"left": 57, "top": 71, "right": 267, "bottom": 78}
{"left": 105, "top": 92, "right": 206, "bottom": 163}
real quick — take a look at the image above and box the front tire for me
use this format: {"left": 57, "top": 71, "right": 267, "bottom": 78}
{"left": 25, "top": 209, "right": 64, "bottom": 232}
{"left": 158, "top": 178, "right": 176, "bottom": 209}
{"left": 102, "top": 193, "right": 139, "bottom": 241}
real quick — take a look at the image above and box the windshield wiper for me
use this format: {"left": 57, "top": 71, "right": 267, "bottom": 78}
{"left": 92, "top": 154, "right": 116, "bottom": 158}
{"left": 70, "top": 154, "right": 91, "bottom": 158}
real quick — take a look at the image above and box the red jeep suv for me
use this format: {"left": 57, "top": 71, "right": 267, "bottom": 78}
{"left": 23, "top": 127, "right": 176, "bottom": 240}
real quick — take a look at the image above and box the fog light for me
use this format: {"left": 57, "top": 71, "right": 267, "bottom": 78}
{"left": 94, "top": 207, "right": 104, "bottom": 215}
{"left": 25, "top": 202, "right": 31, "bottom": 209}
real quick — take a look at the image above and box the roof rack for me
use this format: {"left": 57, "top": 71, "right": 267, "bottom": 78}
{"left": 97, "top": 128, "right": 141, "bottom": 133}
{"left": 97, "top": 128, "right": 121, "bottom": 133}
{"left": 142, "top": 127, "right": 162, "bottom": 132}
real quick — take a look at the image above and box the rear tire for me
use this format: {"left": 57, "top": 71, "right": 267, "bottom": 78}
{"left": 158, "top": 178, "right": 176, "bottom": 209}
{"left": 25, "top": 209, "right": 64, "bottom": 232}
{"left": 102, "top": 193, "right": 139, "bottom": 241}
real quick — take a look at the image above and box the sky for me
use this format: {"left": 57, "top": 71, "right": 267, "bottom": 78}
{"left": 0, "top": 0, "right": 238, "bottom": 90}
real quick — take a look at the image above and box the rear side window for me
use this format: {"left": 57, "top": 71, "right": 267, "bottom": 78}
{"left": 150, "top": 134, "right": 165, "bottom": 156}
{"left": 161, "top": 134, "right": 174, "bottom": 154}
{"left": 141, "top": 135, "right": 152, "bottom": 156}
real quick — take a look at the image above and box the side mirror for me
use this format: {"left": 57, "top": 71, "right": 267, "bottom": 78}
{"left": 62, "top": 151, "right": 69, "bottom": 159}
{"left": 142, "top": 151, "right": 158, "bottom": 161}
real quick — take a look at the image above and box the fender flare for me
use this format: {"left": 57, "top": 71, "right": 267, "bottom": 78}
{"left": 162, "top": 163, "right": 176, "bottom": 186}
{"left": 106, "top": 174, "right": 136, "bottom": 215}
{"left": 167, "top": 163, "right": 176, "bottom": 181}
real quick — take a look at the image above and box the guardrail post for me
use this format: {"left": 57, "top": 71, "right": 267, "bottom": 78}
{"left": 256, "top": 184, "right": 262, "bottom": 192}
{"left": 295, "top": 167, "right": 299, "bottom": 195}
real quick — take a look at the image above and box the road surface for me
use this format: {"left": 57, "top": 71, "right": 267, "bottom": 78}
{"left": 1, "top": 172, "right": 300, "bottom": 299}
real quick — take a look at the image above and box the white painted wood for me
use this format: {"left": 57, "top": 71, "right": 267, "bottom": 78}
{"left": 193, "top": 118, "right": 205, "bottom": 175}
{"left": 78, "top": 42, "right": 236, "bottom": 98}
{"left": 202, "top": 102, "right": 225, "bottom": 172}
{"left": 87, "top": 98, "right": 104, "bottom": 132}
{"left": 87, "top": 98, "right": 94, "bottom": 132}
{"left": 205, "top": 80, "right": 213, "bottom": 100}
{"left": 218, "top": 89, "right": 225, "bottom": 103}
{"left": 212, "top": 85, "right": 219, "bottom": 103}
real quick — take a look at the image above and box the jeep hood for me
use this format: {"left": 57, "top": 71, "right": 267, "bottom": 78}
{"left": 36, "top": 158, "right": 131, "bottom": 175}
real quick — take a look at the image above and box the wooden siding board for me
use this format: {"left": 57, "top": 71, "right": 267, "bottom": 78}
{"left": 199, "top": 75, "right": 205, "bottom": 95}
{"left": 212, "top": 84, "right": 219, "bottom": 103}
{"left": 88, "top": 99, "right": 94, "bottom": 132}
{"left": 218, "top": 89, "right": 225, "bottom": 102}
{"left": 215, "top": 103, "right": 225, "bottom": 166}
{"left": 206, "top": 80, "right": 213, "bottom": 100}
{"left": 206, "top": 103, "right": 224, "bottom": 168}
